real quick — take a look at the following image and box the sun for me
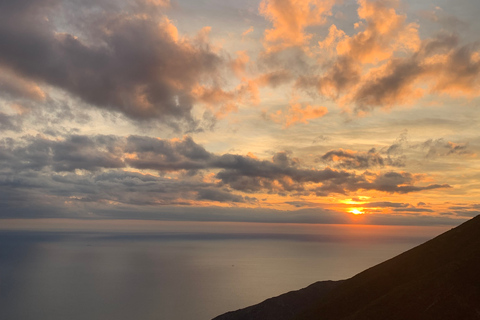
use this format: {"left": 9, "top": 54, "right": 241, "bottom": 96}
{"left": 350, "top": 209, "right": 364, "bottom": 215}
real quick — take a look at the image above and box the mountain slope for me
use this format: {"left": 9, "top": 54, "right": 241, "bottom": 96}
{"left": 214, "top": 215, "right": 480, "bottom": 320}
{"left": 213, "top": 280, "right": 343, "bottom": 320}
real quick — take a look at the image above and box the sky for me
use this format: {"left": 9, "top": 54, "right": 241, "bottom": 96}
{"left": 1, "top": 0, "right": 479, "bottom": 226}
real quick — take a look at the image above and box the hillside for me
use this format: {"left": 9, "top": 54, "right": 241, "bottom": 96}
{"left": 214, "top": 216, "right": 480, "bottom": 320}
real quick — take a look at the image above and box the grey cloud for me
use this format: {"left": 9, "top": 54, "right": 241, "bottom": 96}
{"left": 319, "top": 146, "right": 406, "bottom": 170}
{"left": 392, "top": 208, "right": 435, "bottom": 213}
{"left": 196, "top": 188, "right": 246, "bottom": 203}
{"left": 293, "top": 31, "right": 480, "bottom": 113}
{"left": 384, "top": 130, "right": 408, "bottom": 156}
{"left": 0, "top": 68, "right": 45, "bottom": 101}
{"left": 259, "top": 47, "right": 313, "bottom": 74}
{"left": 0, "top": 0, "right": 224, "bottom": 127}
{"left": 360, "top": 172, "right": 451, "bottom": 194}
{"left": 363, "top": 202, "right": 409, "bottom": 208}
{"left": 258, "top": 70, "right": 293, "bottom": 87}
{"left": 418, "top": 138, "right": 470, "bottom": 158}
{"left": 0, "top": 113, "right": 22, "bottom": 132}
{"left": 213, "top": 152, "right": 349, "bottom": 194}
{"left": 353, "top": 58, "right": 424, "bottom": 113}
{"left": 0, "top": 135, "right": 125, "bottom": 172}
{"left": 51, "top": 135, "right": 125, "bottom": 172}
{"left": 320, "top": 148, "right": 384, "bottom": 169}
{"left": 446, "top": 204, "right": 480, "bottom": 217}
{"left": 353, "top": 33, "right": 480, "bottom": 112}
{"left": 125, "top": 135, "right": 213, "bottom": 171}
{"left": 296, "top": 56, "right": 361, "bottom": 99}
{"left": 317, "top": 171, "right": 451, "bottom": 196}
{"left": 0, "top": 134, "right": 452, "bottom": 212}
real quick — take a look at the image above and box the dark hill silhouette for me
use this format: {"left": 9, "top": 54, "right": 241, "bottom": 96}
{"left": 213, "top": 215, "right": 480, "bottom": 320}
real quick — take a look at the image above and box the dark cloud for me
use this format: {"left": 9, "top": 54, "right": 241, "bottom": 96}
{"left": 0, "top": 68, "right": 45, "bottom": 101}
{"left": 363, "top": 202, "right": 409, "bottom": 208}
{"left": 353, "top": 58, "right": 424, "bottom": 113}
{"left": 316, "top": 171, "right": 451, "bottom": 196}
{"left": 296, "top": 56, "right": 361, "bottom": 99}
{"left": 360, "top": 172, "right": 451, "bottom": 194}
{"left": 51, "top": 135, "right": 125, "bottom": 172}
{"left": 196, "top": 188, "right": 246, "bottom": 203}
{"left": 319, "top": 144, "right": 407, "bottom": 170}
{"left": 320, "top": 148, "right": 384, "bottom": 169}
{"left": 0, "top": 134, "right": 453, "bottom": 215}
{"left": 293, "top": 29, "right": 480, "bottom": 113}
{"left": 0, "top": 0, "right": 224, "bottom": 127}
{"left": 0, "top": 113, "right": 22, "bottom": 132}
{"left": 392, "top": 208, "right": 435, "bottom": 213}
{"left": 257, "top": 70, "right": 293, "bottom": 88}
{"left": 0, "top": 135, "right": 124, "bottom": 172}
{"left": 125, "top": 135, "right": 213, "bottom": 171}
{"left": 446, "top": 204, "right": 480, "bottom": 217}
{"left": 418, "top": 138, "right": 470, "bottom": 158}
{"left": 353, "top": 33, "right": 480, "bottom": 112}
{"left": 214, "top": 153, "right": 348, "bottom": 194}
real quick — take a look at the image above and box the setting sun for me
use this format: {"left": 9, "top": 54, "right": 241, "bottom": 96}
{"left": 350, "top": 209, "right": 364, "bottom": 215}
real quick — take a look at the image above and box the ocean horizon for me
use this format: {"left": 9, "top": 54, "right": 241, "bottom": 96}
{"left": 0, "top": 220, "right": 452, "bottom": 320}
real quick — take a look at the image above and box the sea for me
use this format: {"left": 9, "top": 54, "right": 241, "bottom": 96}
{"left": 0, "top": 220, "right": 452, "bottom": 320}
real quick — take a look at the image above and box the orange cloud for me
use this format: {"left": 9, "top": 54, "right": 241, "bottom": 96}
{"left": 144, "top": 0, "right": 170, "bottom": 7}
{"left": 351, "top": 35, "right": 480, "bottom": 113}
{"left": 230, "top": 51, "right": 250, "bottom": 78}
{"left": 259, "top": 0, "right": 335, "bottom": 52}
{"left": 159, "top": 17, "right": 179, "bottom": 42}
{"left": 192, "top": 79, "right": 259, "bottom": 119}
{"left": 295, "top": 1, "right": 480, "bottom": 114}
{"left": 271, "top": 97, "right": 328, "bottom": 127}
{"left": 242, "top": 26, "right": 254, "bottom": 39}
{"left": 318, "top": 24, "right": 346, "bottom": 53}
{"left": 0, "top": 68, "right": 46, "bottom": 101}
{"left": 336, "top": 0, "right": 420, "bottom": 64}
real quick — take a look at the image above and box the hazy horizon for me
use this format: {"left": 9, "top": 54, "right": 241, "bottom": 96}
{"left": 0, "top": 221, "right": 453, "bottom": 320}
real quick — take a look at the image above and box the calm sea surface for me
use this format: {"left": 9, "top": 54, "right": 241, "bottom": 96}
{"left": 0, "top": 222, "right": 451, "bottom": 320}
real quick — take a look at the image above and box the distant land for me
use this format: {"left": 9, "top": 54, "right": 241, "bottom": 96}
{"left": 214, "top": 215, "right": 480, "bottom": 320}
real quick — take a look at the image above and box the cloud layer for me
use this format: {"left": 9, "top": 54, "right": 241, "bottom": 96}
{"left": 0, "top": 0, "right": 478, "bottom": 225}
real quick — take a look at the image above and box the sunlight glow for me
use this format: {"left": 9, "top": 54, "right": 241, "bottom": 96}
{"left": 350, "top": 209, "right": 364, "bottom": 215}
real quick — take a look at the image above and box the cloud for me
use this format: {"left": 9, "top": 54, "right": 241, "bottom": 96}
{"left": 359, "top": 171, "right": 451, "bottom": 194}
{"left": 192, "top": 79, "right": 260, "bottom": 119}
{"left": 0, "top": 113, "right": 22, "bottom": 132}
{"left": 124, "top": 135, "right": 213, "bottom": 171}
{"left": 314, "top": 56, "right": 362, "bottom": 99}
{"left": 0, "top": 134, "right": 453, "bottom": 216}
{"left": 256, "top": 71, "right": 293, "bottom": 88}
{"left": 241, "top": 26, "right": 254, "bottom": 39}
{"left": 363, "top": 201, "right": 409, "bottom": 208}
{"left": 320, "top": 144, "right": 407, "bottom": 169}
{"left": 351, "top": 33, "right": 480, "bottom": 113}
{"left": 0, "top": 0, "right": 227, "bottom": 128}
{"left": 419, "top": 138, "right": 471, "bottom": 158}
{"left": 320, "top": 148, "right": 385, "bottom": 169}
{"left": 290, "top": 1, "right": 480, "bottom": 114}
{"left": 0, "top": 135, "right": 125, "bottom": 172}
{"left": 392, "top": 207, "right": 435, "bottom": 213}
{"left": 270, "top": 98, "right": 328, "bottom": 127}
{"left": 336, "top": 0, "right": 420, "bottom": 64}
{"left": 315, "top": 170, "right": 451, "bottom": 196}
{"left": 446, "top": 204, "right": 480, "bottom": 217}
{"left": 259, "top": 0, "right": 335, "bottom": 52}
{"left": 0, "top": 68, "right": 46, "bottom": 101}
{"left": 196, "top": 188, "right": 248, "bottom": 203}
